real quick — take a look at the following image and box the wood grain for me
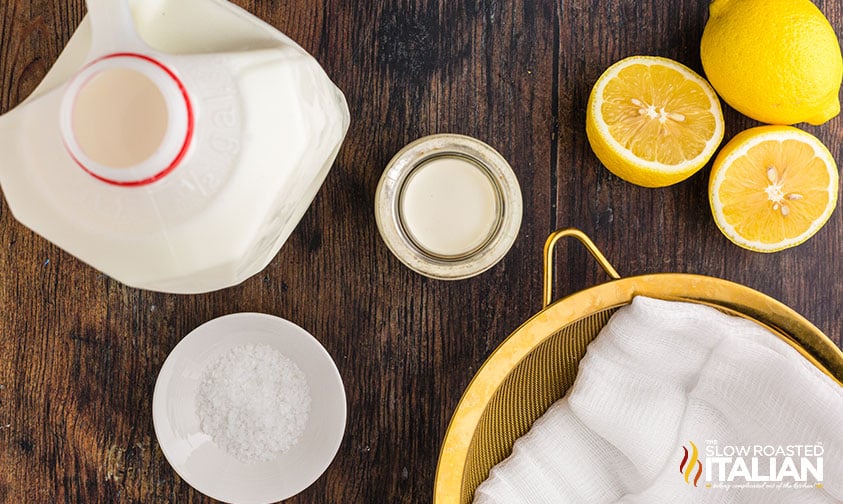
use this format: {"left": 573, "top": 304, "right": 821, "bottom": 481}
{"left": 0, "top": 1, "right": 840, "bottom": 503}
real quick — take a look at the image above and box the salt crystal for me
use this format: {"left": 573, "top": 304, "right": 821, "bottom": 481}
{"left": 195, "top": 344, "right": 311, "bottom": 463}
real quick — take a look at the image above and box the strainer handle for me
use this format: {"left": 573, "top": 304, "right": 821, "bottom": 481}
{"left": 543, "top": 228, "right": 621, "bottom": 308}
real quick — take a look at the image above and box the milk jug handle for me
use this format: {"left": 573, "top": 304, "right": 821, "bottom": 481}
{"left": 85, "top": 0, "right": 148, "bottom": 57}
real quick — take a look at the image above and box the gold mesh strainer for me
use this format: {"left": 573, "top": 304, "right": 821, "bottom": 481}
{"left": 434, "top": 228, "right": 843, "bottom": 504}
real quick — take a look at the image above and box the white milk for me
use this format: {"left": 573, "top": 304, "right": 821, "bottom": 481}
{"left": 400, "top": 157, "right": 499, "bottom": 257}
{"left": 0, "top": 0, "right": 349, "bottom": 293}
{"left": 72, "top": 68, "right": 169, "bottom": 168}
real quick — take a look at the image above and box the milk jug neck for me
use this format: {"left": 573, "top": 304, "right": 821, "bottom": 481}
{"left": 59, "top": 53, "right": 194, "bottom": 186}
{"left": 59, "top": 0, "right": 193, "bottom": 186}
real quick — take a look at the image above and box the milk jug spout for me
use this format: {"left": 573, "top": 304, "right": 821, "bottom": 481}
{"left": 0, "top": 0, "right": 350, "bottom": 293}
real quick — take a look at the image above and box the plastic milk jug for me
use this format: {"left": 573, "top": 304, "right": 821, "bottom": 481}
{"left": 0, "top": 0, "right": 349, "bottom": 293}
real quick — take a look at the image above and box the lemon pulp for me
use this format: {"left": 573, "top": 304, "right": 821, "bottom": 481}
{"left": 709, "top": 126, "right": 838, "bottom": 252}
{"left": 586, "top": 56, "right": 724, "bottom": 187}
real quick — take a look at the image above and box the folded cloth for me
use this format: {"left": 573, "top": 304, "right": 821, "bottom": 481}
{"left": 473, "top": 296, "right": 843, "bottom": 503}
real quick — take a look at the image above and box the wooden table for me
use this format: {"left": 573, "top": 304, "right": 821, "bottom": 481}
{"left": 1, "top": 1, "right": 840, "bottom": 502}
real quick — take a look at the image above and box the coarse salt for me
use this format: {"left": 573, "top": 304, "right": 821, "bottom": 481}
{"left": 196, "top": 343, "right": 311, "bottom": 463}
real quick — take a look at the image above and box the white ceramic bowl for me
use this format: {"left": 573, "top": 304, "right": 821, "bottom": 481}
{"left": 152, "top": 313, "right": 346, "bottom": 503}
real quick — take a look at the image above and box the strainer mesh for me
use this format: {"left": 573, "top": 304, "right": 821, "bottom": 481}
{"left": 459, "top": 307, "right": 619, "bottom": 503}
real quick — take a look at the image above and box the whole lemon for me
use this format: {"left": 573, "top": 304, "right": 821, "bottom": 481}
{"left": 700, "top": 0, "right": 843, "bottom": 126}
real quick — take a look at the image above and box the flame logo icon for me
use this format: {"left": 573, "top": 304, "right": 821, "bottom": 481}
{"left": 680, "top": 441, "right": 703, "bottom": 487}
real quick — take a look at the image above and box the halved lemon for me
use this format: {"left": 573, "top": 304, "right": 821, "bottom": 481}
{"left": 709, "top": 125, "right": 839, "bottom": 252}
{"left": 586, "top": 56, "right": 725, "bottom": 187}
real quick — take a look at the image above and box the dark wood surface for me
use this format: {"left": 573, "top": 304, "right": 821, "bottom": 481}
{"left": 1, "top": 1, "right": 841, "bottom": 502}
